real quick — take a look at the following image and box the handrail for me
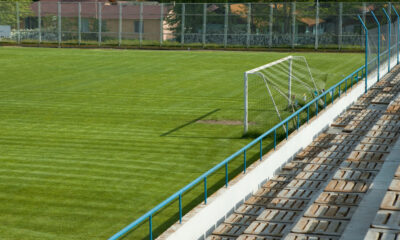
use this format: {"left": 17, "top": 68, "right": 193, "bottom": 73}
{"left": 108, "top": 64, "right": 366, "bottom": 240}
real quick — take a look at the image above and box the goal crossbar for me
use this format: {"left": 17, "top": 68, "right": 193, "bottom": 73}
{"left": 246, "top": 56, "right": 293, "bottom": 74}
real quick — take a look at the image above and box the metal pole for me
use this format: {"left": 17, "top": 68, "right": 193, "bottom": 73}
{"left": 98, "top": 2, "right": 101, "bottom": 46}
{"left": 181, "top": 3, "right": 185, "bottom": 46}
{"left": 371, "top": 11, "right": 380, "bottom": 81}
{"left": 58, "top": 1, "right": 61, "bottom": 47}
{"left": 383, "top": 8, "right": 391, "bottom": 72}
{"left": 224, "top": 3, "right": 228, "bottom": 48}
{"left": 338, "top": 2, "right": 343, "bottom": 50}
{"left": 362, "top": 3, "right": 367, "bottom": 48}
{"left": 315, "top": 0, "right": 319, "bottom": 50}
{"left": 358, "top": 15, "right": 368, "bottom": 93}
{"left": 16, "top": 2, "right": 20, "bottom": 44}
{"left": 246, "top": 3, "right": 251, "bottom": 48}
{"left": 78, "top": 2, "right": 81, "bottom": 45}
{"left": 139, "top": 2, "right": 143, "bottom": 47}
{"left": 269, "top": 3, "right": 273, "bottom": 48}
{"left": 160, "top": 3, "right": 164, "bottom": 47}
{"left": 38, "top": 1, "right": 41, "bottom": 43}
{"left": 291, "top": 2, "right": 296, "bottom": 49}
{"left": 203, "top": 3, "right": 207, "bottom": 48}
{"left": 118, "top": 3, "right": 122, "bottom": 47}
{"left": 244, "top": 72, "right": 248, "bottom": 134}
{"left": 392, "top": 5, "right": 400, "bottom": 65}
{"left": 288, "top": 58, "right": 292, "bottom": 105}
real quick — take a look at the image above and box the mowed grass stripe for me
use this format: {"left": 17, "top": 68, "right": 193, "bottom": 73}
{"left": 0, "top": 47, "right": 363, "bottom": 239}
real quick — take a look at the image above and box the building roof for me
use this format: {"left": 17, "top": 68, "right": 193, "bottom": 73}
{"left": 31, "top": 1, "right": 169, "bottom": 20}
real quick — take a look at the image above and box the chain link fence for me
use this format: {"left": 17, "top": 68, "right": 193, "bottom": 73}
{"left": 0, "top": 1, "right": 399, "bottom": 50}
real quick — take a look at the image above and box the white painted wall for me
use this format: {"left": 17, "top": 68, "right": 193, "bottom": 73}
{"left": 158, "top": 54, "right": 398, "bottom": 240}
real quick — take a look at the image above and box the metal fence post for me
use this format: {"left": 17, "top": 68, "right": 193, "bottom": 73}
{"left": 160, "top": 3, "right": 164, "bottom": 47}
{"left": 315, "top": 0, "right": 319, "bottom": 50}
{"left": 224, "top": 3, "right": 228, "bottom": 48}
{"left": 371, "top": 11, "right": 380, "bottom": 81}
{"left": 246, "top": 3, "right": 251, "bottom": 48}
{"left": 203, "top": 3, "right": 207, "bottom": 48}
{"left": 291, "top": 2, "right": 296, "bottom": 49}
{"left": 358, "top": 15, "right": 368, "bottom": 93}
{"left": 78, "top": 2, "right": 81, "bottom": 45}
{"left": 383, "top": 8, "right": 391, "bottom": 72}
{"left": 38, "top": 1, "right": 41, "bottom": 43}
{"left": 181, "top": 3, "right": 185, "bottom": 46}
{"left": 392, "top": 5, "right": 400, "bottom": 65}
{"left": 15, "top": 2, "right": 20, "bottom": 44}
{"left": 362, "top": 3, "right": 366, "bottom": 48}
{"left": 269, "top": 3, "right": 273, "bottom": 48}
{"left": 58, "top": 1, "right": 61, "bottom": 47}
{"left": 338, "top": 2, "right": 343, "bottom": 50}
{"left": 139, "top": 2, "right": 143, "bottom": 47}
{"left": 98, "top": 2, "right": 102, "bottom": 46}
{"left": 118, "top": 3, "right": 122, "bottom": 47}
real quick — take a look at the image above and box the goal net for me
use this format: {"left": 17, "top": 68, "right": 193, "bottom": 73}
{"left": 244, "top": 56, "right": 325, "bottom": 135}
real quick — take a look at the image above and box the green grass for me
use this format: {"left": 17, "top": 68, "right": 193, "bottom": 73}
{"left": 0, "top": 47, "right": 363, "bottom": 240}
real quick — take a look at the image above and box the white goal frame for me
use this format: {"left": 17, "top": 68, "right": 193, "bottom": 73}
{"left": 244, "top": 55, "right": 317, "bottom": 134}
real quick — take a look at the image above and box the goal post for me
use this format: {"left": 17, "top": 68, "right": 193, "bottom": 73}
{"left": 244, "top": 55, "right": 319, "bottom": 134}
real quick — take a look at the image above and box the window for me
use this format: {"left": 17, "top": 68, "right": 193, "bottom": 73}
{"left": 134, "top": 20, "right": 143, "bottom": 33}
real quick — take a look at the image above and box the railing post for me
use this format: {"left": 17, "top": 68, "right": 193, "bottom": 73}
{"left": 338, "top": 2, "right": 343, "bottom": 50}
{"left": 246, "top": 3, "right": 251, "bottom": 48}
{"left": 224, "top": 3, "right": 228, "bottom": 48}
{"left": 139, "top": 2, "right": 143, "bottom": 47}
{"left": 285, "top": 121, "right": 288, "bottom": 139}
{"left": 259, "top": 139, "right": 262, "bottom": 161}
{"left": 358, "top": 15, "right": 368, "bottom": 93}
{"left": 149, "top": 215, "right": 153, "bottom": 240}
{"left": 225, "top": 163, "right": 228, "bottom": 187}
{"left": 181, "top": 3, "right": 185, "bottom": 46}
{"left": 315, "top": 0, "right": 319, "bottom": 50}
{"left": 58, "top": 1, "right": 61, "bottom": 47}
{"left": 371, "top": 11, "right": 380, "bottom": 82}
{"left": 203, "top": 3, "right": 207, "bottom": 48}
{"left": 273, "top": 129, "right": 276, "bottom": 149}
{"left": 16, "top": 2, "right": 20, "bottom": 44}
{"left": 78, "top": 2, "right": 81, "bottom": 45}
{"left": 307, "top": 106, "right": 309, "bottom": 123}
{"left": 160, "top": 3, "right": 164, "bottom": 47}
{"left": 383, "top": 8, "right": 391, "bottom": 72}
{"left": 204, "top": 177, "right": 207, "bottom": 204}
{"left": 297, "top": 113, "right": 300, "bottom": 130}
{"left": 392, "top": 5, "right": 400, "bottom": 65}
{"left": 118, "top": 3, "right": 122, "bottom": 47}
{"left": 269, "top": 3, "right": 273, "bottom": 48}
{"left": 179, "top": 194, "right": 182, "bottom": 223}
{"left": 291, "top": 2, "right": 296, "bottom": 49}
{"left": 243, "top": 150, "right": 246, "bottom": 173}
{"left": 38, "top": 1, "right": 41, "bottom": 44}
{"left": 98, "top": 2, "right": 102, "bottom": 46}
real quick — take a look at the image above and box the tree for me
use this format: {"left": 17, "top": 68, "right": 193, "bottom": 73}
{"left": 0, "top": 0, "right": 33, "bottom": 27}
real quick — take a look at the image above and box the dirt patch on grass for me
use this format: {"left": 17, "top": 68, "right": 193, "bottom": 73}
{"left": 197, "top": 120, "right": 255, "bottom": 125}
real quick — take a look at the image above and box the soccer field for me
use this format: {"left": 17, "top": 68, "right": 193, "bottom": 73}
{"left": 0, "top": 47, "right": 363, "bottom": 239}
